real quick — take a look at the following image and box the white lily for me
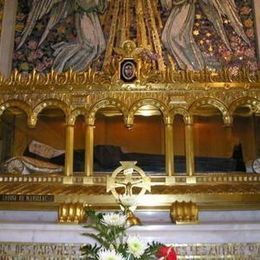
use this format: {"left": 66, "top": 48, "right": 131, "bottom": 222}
{"left": 118, "top": 194, "right": 138, "bottom": 208}
{"left": 97, "top": 249, "right": 125, "bottom": 260}
{"left": 127, "top": 235, "right": 147, "bottom": 258}
{"left": 102, "top": 212, "right": 126, "bottom": 227}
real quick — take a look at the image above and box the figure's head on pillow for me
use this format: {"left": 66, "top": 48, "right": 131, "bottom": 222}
{"left": 23, "top": 140, "right": 64, "bottom": 162}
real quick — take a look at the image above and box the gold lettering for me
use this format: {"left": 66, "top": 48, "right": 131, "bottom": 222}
{"left": 0, "top": 194, "right": 53, "bottom": 202}
{"left": 18, "top": 195, "right": 25, "bottom": 201}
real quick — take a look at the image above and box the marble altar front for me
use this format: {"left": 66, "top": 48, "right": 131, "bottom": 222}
{"left": 1, "top": 210, "right": 260, "bottom": 259}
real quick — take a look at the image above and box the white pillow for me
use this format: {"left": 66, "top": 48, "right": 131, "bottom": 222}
{"left": 29, "top": 140, "right": 64, "bottom": 159}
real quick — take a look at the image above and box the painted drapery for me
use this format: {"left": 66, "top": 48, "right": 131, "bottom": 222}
{"left": 17, "top": 0, "right": 107, "bottom": 72}
{"left": 160, "top": 0, "right": 250, "bottom": 70}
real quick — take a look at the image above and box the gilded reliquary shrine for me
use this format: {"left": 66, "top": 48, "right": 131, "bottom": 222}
{"left": 0, "top": 0, "right": 260, "bottom": 226}
{"left": 0, "top": 64, "right": 260, "bottom": 220}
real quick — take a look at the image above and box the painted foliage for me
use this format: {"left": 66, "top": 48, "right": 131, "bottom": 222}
{"left": 12, "top": 0, "right": 258, "bottom": 73}
{"left": 191, "top": 0, "right": 258, "bottom": 72}
{"left": 13, "top": 0, "right": 77, "bottom": 73}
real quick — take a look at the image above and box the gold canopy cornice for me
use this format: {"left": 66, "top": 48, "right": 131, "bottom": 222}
{"left": 0, "top": 67, "right": 260, "bottom": 89}
{"left": 0, "top": 67, "right": 259, "bottom": 128}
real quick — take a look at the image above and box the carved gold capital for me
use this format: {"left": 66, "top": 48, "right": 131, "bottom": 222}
{"left": 170, "top": 201, "right": 199, "bottom": 224}
{"left": 223, "top": 114, "right": 233, "bottom": 126}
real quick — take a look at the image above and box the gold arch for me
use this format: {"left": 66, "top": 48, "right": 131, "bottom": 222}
{"left": 87, "top": 98, "right": 128, "bottom": 125}
{"left": 229, "top": 97, "right": 260, "bottom": 115}
{"left": 189, "top": 97, "right": 230, "bottom": 124}
{"left": 32, "top": 99, "right": 70, "bottom": 125}
{"left": 171, "top": 107, "right": 192, "bottom": 125}
{"left": 69, "top": 108, "right": 88, "bottom": 126}
{"left": 0, "top": 99, "right": 32, "bottom": 121}
{"left": 127, "top": 98, "right": 169, "bottom": 125}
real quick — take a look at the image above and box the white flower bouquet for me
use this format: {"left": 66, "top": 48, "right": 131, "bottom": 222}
{"left": 81, "top": 209, "right": 177, "bottom": 260}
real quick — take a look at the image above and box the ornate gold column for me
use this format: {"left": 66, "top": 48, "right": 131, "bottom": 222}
{"left": 65, "top": 125, "right": 74, "bottom": 177}
{"left": 224, "top": 125, "right": 233, "bottom": 157}
{"left": 165, "top": 123, "right": 174, "bottom": 176}
{"left": 185, "top": 120, "right": 195, "bottom": 176}
{"left": 85, "top": 124, "right": 94, "bottom": 177}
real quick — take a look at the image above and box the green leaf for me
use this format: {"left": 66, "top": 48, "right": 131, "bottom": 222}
{"left": 80, "top": 243, "right": 101, "bottom": 260}
{"left": 86, "top": 233, "right": 110, "bottom": 248}
{"left": 143, "top": 241, "right": 164, "bottom": 258}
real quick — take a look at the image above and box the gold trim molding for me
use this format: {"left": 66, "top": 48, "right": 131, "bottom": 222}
{"left": 0, "top": 66, "right": 260, "bottom": 87}
{"left": 1, "top": 173, "right": 260, "bottom": 186}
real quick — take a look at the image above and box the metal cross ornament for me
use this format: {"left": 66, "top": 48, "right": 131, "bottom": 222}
{"left": 107, "top": 161, "right": 151, "bottom": 198}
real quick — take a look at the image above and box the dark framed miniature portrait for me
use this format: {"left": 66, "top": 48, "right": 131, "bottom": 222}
{"left": 120, "top": 59, "right": 137, "bottom": 83}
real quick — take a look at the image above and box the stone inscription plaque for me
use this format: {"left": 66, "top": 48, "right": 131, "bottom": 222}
{"left": 0, "top": 194, "right": 54, "bottom": 202}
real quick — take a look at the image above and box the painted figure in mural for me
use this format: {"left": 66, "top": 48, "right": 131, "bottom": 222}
{"left": 160, "top": 0, "right": 250, "bottom": 70}
{"left": 17, "top": 0, "right": 107, "bottom": 72}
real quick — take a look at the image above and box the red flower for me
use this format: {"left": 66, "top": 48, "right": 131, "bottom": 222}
{"left": 156, "top": 246, "right": 177, "bottom": 260}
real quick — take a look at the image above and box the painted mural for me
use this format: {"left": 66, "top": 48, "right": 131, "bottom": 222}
{"left": 13, "top": 0, "right": 77, "bottom": 73}
{"left": 12, "top": 0, "right": 258, "bottom": 73}
{"left": 0, "top": 1, "right": 4, "bottom": 41}
{"left": 191, "top": 0, "right": 258, "bottom": 73}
